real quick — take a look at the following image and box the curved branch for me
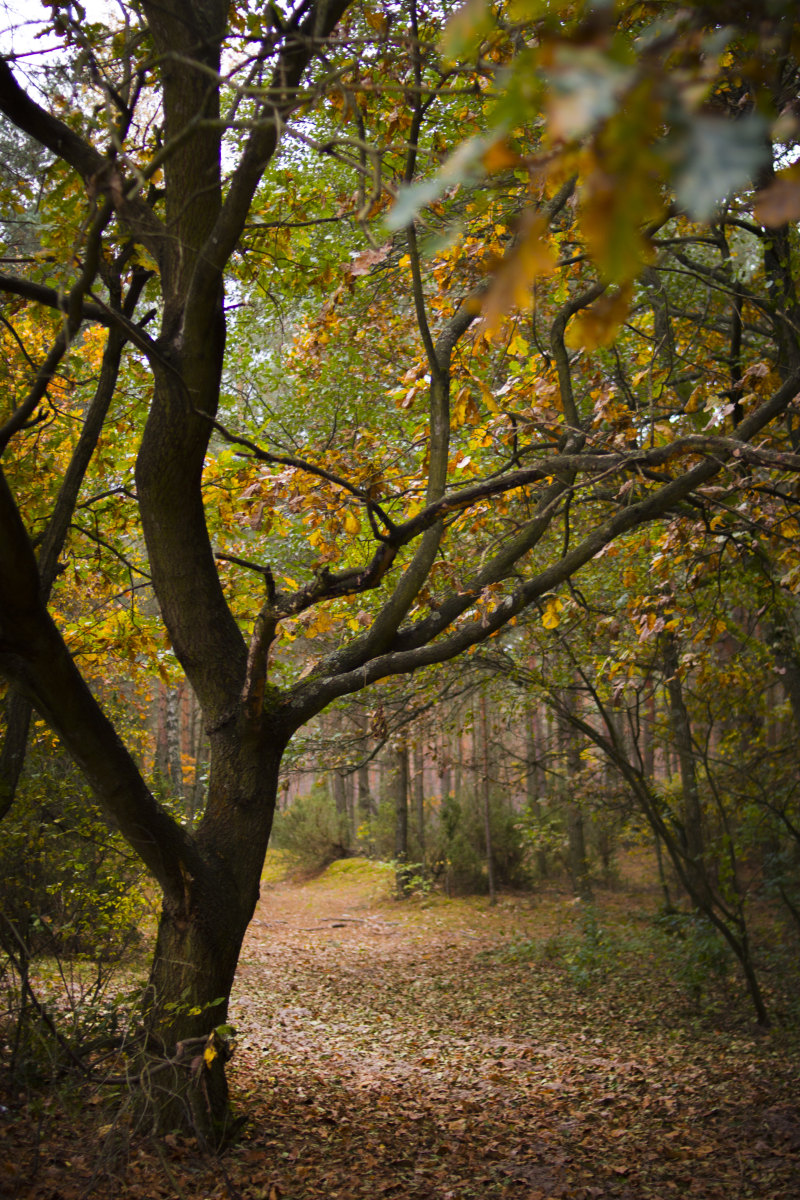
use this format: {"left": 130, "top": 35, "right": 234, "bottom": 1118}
{"left": 284, "top": 366, "right": 800, "bottom": 723}
{"left": 0, "top": 274, "right": 114, "bottom": 325}
{"left": 0, "top": 198, "right": 114, "bottom": 454}
{"left": 0, "top": 60, "right": 165, "bottom": 260}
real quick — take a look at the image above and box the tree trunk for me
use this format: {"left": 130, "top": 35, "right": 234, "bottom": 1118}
{"left": 642, "top": 688, "right": 656, "bottom": 781}
{"left": 0, "top": 695, "right": 31, "bottom": 821}
{"left": 480, "top": 692, "right": 496, "bottom": 904}
{"left": 352, "top": 708, "right": 374, "bottom": 823}
{"left": 413, "top": 739, "right": 425, "bottom": 859}
{"left": 662, "top": 634, "right": 709, "bottom": 906}
{"left": 558, "top": 689, "right": 591, "bottom": 900}
{"left": 331, "top": 767, "right": 347, "bottom": 817}
{"left": 393, "top": 740, "right": 410, "bottom": 892}
{"left": 166, "top": 685, "right": 184, "bottom": 807}
{"left": 189, "top": 687, "right": 208, "bottom": 823}
{"left": 525, "top": 708, "right": 548, "bottom": 879}
{"left": 454, "top": 725, "right": 464, "bottom": 806}
{"left": 438, "top": 735, "right": 451, "bottom": 807}
{"left": 653, "top": 829, "right": 674, "bottom": 909}
{"left": 142, "top": 732, "right": 284, "bottom": 1144}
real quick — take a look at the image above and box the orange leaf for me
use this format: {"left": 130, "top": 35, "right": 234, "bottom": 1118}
{"left": 482, "top": 139, "right": 520, "bottom": 173}
{"left": 565, "top": 283, "right": 633, "bottom": 350}
{"left": 482, "top": 210, "right": 557, "bottom": 332}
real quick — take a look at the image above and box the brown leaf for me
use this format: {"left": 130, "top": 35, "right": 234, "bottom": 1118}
{"left": 754, "top": 167, "right": 800, "bottom": 226}
{"left": 349, "top": 242, "right": 392, "bottom": 276}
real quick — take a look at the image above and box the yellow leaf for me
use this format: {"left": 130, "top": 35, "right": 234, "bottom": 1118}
{"left": 565, "top": 284, "right": 632, "bottom": 350}
{"left": 343, "top": 511, "right": 359, "bottom": 535}
{"left": 541, "top": 596, "right": 563, "bottom": 629}
{"left": 204, "top": 1043, "right": 217, "bottom": 1068}
{"left": 365, "top": 9, "right": 389, "bottom": 36}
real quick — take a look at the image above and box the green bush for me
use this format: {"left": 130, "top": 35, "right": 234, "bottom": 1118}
{"left": 652, "top": 910, "right": 731, "bottom": 1003}
{"left": 0, "top": 749, "right": 148, "bottom": 966}
{"left": 429, "top": 794, "right": 530, "bottom": 896}
{"left": 0, "top": 744, "right": 150, "bottom": 1085}
{"left": 270, "top": 786, "right": 351, "bottom": 875}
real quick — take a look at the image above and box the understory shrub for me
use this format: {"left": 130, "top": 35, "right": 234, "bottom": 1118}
{"left": 0, "top": 743, "right": 149, "bottom": 1084}
{"left": 270, "top": 785, "right": 351, "bottom": 874}
{"left": 651, "top": 909, "right": 732, "bottom": 1001}
{"left": 430, "top": 794, "right": 529, "bottom": 895}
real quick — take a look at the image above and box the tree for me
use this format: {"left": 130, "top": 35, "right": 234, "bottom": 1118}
{"left": 0, "top": 0, "right": 799, "bottom": 1140}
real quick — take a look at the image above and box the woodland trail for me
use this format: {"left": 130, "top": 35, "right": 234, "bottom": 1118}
{"left": 3, "top": 859, "right": 798, "bottom": 1199}
{"left": 220, "top": 860, "right": 800, "bottom": 1200}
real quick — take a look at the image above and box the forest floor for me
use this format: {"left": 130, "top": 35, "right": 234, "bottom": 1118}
{"left": 1, "top": 854, "right": 799, "bottom": 1200}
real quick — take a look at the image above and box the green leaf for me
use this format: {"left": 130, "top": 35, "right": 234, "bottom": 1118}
{"left": 441, "top": 0, "right": 492, "bottom": 60}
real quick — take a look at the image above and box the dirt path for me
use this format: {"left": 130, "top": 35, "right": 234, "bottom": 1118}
{"left": 3, "top": 861, "right": 797, "bottom": 1199}
{"left": 221, "top": 862, "right": 800, "bottom": 1200}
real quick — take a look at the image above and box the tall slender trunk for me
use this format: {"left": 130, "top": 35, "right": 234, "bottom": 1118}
{"left": 642, "top": 688, "right": 656, "bottom": 781}
{"left": 438, "top": 734, "right": 451, "bottom": 806}
{"left": 654, "top": 830, "right": 673, "bottom": 909}
{"left": 413, "top": 739, "right": 426, "bottom": 859}
{"left": 331, "top": 769, "right": 347, "bottom": 817}
{"left": 454, "top": 725, "right": 463, "bottom": 805}
{"left": 166, "top": 686, "right": 184, "bottom": 806}
{"left": 188, "top": 687, "right": 208, "bottom": 823}
{"left": 525, "top": 708, "right": 548, "bottom": 878}
{"left": 558, "top": 688, "right": 591, "bottom": 900}
{"left": 393, "top": 739, "right": 410, "bottom": 893}
{"left": 480, "top": 692, "right": 496, "bottom": 905}
{"left": 662, "top": 634, "right": 709, "bottom": 905}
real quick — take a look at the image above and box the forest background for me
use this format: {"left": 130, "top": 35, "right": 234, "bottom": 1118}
{"left": 0, "top": 0, "right": 799, "bottom": 1179}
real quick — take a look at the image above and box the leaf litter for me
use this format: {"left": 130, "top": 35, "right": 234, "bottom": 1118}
{"left": 2, "top": 857, "right": 798, "bottom": 1199}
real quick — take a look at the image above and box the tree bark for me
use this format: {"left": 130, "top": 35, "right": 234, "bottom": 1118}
{"left": 393, "top": 740, "right": 410, "bottom": 892}
{"left": 413, "top": 739, "right": 426, "bottom": 859}
{"left": 525, "top": 708, "right": 548, "bottom": 879}
{"left": 480, "top": 692, "right": 497, "bottom": 905}
{"left": 557, "top": 689, "right": 591, "bottom": 901}
{"left": 142, "top": 731, "right": 284, "bottom": 1143}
